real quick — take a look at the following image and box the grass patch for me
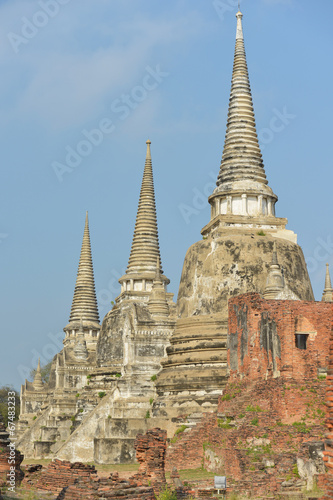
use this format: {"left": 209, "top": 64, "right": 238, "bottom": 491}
{"left": 292, "top": 421, "right": 311, "bottom": 433}
{"left": 221, "top": 393, "right": 231, "bottom": 401}
{"left": 167, "top": 468, "right": 215, "bottom": 481}
{"left": 93, "top": 462, "right": 139, "bottom": 473}
{"left": 245, "top": 404, "right": 262, "bottom": 412}
{"left": 175, "top": 424, "right": 188, "bottom": 435}
{"left": 218, "top": 417, "right": 233, "bottom": 429}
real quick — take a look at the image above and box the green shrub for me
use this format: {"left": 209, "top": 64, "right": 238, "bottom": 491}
{"left": 218, "top": 417, "right": 233, "bottom": 429}
{"left": 33, "top": 416, "right": 37, "bottom": 421}
{"left": 115, "top": 373, "right": 121, "bottom": 378}
{"left": 292, "top": 463, "right": 300, "bottom": 478}
{"left": 75, "top": 393, "right": 80, "bottom": 398}
{"left": 257, "top": 230, "right": 266, "bottom": 236}
{"left": 245, "top": 404, "right": 262, "bottom": 412}
{"left": 292, "top": 421, "right": 310, "bottom": 433}
{"left": 151, "top": 374, "right": 157, "bottom": 382}
{"left": 98, "top": 391, "right": 106, "bottom": 398}
{"left": 87, "top": 374, "right": 91, "bottom": 379}
{"left": 71, "top": 415, "right": 75, "bottom": 422}
{"left": 155, "top": 485, "right": 177, "bottom": 500}
{"left": 251, "top": 418, "right": 259, "bottom": 426}
{"left": 145, "top": 411, "right": 150, "bottom": 419}
{"left": 149, "top": 398, "right": 154, "bottom": 405}
{"left": 221, "top": 393, "right": 231, "bottom": 401}
{"left": 175, "top": 424, "right": 188, "bottom": 435}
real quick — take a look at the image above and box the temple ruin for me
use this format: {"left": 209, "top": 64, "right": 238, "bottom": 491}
{"left": 16, "top": 10, "right": 332, "bottom": 487}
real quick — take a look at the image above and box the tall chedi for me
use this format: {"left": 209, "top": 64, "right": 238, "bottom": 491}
{"left": 17, "top": 212, "right": 101, "bottom": 458}
{"left": 50, "top": 212, "right": 100, "bottom": 392}
{"left": 63, "top": 212, "right": 100, "bottom": 352}
{"left": 118, "top": 140, "right": 170, "bottom": 297}
{"left": 84, "top": 140, "right": 176, "bottom": 465}
{"left": 96, "top": 140, "right": 175, "bottom": 375}
{"left": 154, "top": 8, "right": 314, "bottom": 419}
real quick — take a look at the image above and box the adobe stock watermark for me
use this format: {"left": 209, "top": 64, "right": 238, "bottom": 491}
{"left": 305, "top": 236, "right": 333, "bottom": 274}
{"left": 52, "top": 64, "right": 169, "bottom": 183}
{"left": 178, "top": 171, "right": 216, "bottom": 225}
{"left": 213, "top": 0, "right": 246, "bottom": 21}
{"left": 17, "top": 331, "right": 63, "bottom": 382}
{"left": 7, "top": 0, "right": 72, "bottom": 54}
{"left": 258, "top": 107, "right": 296, "bottom": 151}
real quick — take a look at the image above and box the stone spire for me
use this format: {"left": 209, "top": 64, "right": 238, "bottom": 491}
{"left": 33, "top": 358, "right": 44, "bottom": 391}
{"left": 203, "top": 9, "right": 285, "bottom": 235}
{"left": 65, "top": 212, "right": 100, "bottom": 332}
{"left": 148, "top": 258, "right": 169, "bottom": 317}
{"left": 322, "top": 264, "right": 333, "bottom": 302}
{"left": 119, "top": 140, "right": 169, "bottom": 295}
{"left": 263, "top": 242, "right": 285, "bottom": 299}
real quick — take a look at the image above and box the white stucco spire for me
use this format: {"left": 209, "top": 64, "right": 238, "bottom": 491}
{"left": 201, "top": 7, "right": 292, "bottom": 238}
{"left": 119, "top": 140, "right": 169, "bottom": 297}
{"left": 64, "top": 212, "right": 100, "bottom": 333}
{"left": 236, "top": 9, "right": 244, "bottom": 40}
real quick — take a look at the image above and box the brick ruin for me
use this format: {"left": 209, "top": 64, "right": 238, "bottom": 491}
{"left": 11, "top": 10, "right": 333, "bottom": 500}
{"left": 132, "top": 428, "right": 167, "bottom": 493}
{"left": 165, "top": 293, "right": 333, "bottom": 497}
{"left": 323, "top": 325, "right": 333, "bottom": 499}
{"left": 19, "top": 428, "right": 166, "bottom": 499}
{"left": 227, "top": 293, "right": 331, "bottom": 382}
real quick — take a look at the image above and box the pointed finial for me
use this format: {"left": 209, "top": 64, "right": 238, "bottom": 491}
{"left": 66, "top": 212, "right": 100, "bottom": 329}
{"left": 236, "top": 7, "right": 244, "bottom": 39}
{"left": 322, "top": 264, "right": 333, "bottom": 302}
{"left": 146, "top": 139, "right": 151, "bottom": 160}
{"left": 325, "top": 263, "right": 332, "bottom": 289}
{"left": 33, "top": 358, "right": 44, "bottom": 391}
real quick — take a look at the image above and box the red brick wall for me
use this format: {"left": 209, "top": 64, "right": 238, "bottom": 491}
{"left": 228, "top": 293, "right": 332, "bottom": 382}
{"left": 133, "top": 428, "right": 167, "bottom": 493}
{"left": 166, "top": 413, "right": 217, "bottom": 471}
{"left": 323, "top": 327, "right": 333, "bottom": 499}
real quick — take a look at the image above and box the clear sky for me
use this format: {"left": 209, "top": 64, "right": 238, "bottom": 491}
{"left": 1, "top": 0, "right": 332, "bottom": 390}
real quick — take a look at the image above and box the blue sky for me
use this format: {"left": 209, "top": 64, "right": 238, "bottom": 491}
{"left": 1, "top": 0, "right": 332, "bottom": 390}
